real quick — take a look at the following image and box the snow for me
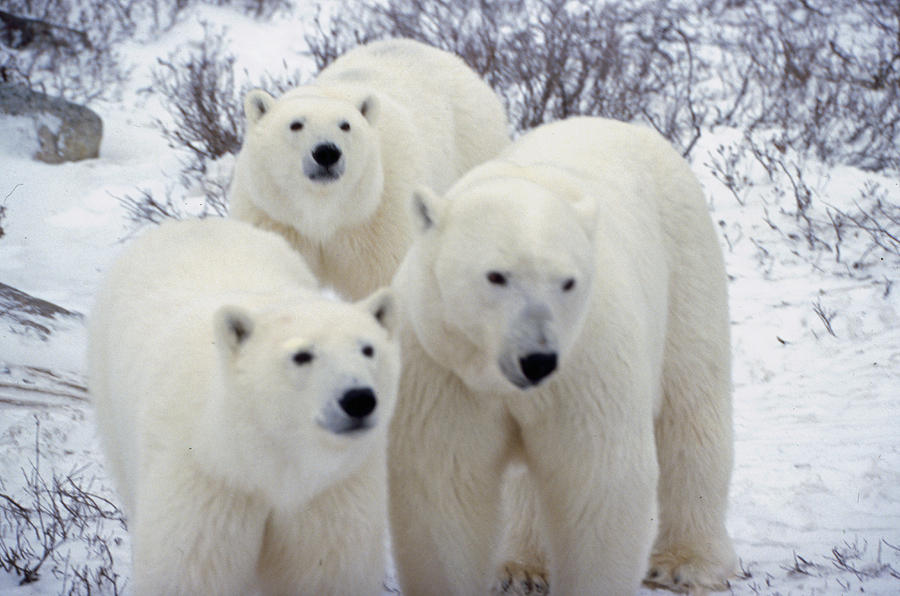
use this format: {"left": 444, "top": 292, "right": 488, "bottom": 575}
{"left": 1, "top": 4, "right": 898, "bottom": 595}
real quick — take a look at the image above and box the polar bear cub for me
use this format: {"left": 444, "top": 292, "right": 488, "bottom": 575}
{"left": 88, "top": 218, "right": 400, "bottom": 596}
{"left": 229, "top": 38, "right": 510, "bottom": 300}
{"left": 388, "top": 117, "right": 736, "bottom": 595}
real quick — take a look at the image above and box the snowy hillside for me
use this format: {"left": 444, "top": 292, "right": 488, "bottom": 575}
{"left": 1, "top": 2, "right": 899, "bottom": 595}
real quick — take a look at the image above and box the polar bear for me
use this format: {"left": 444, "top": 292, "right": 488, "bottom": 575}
{"left": 229, "top": 38, "right": 510, "bottom": 300}
{"left": 388, "top": 117, "right": 736, "bottom": 595}
{"left": 88, "top": 218, "right": 400, "bottom": 596}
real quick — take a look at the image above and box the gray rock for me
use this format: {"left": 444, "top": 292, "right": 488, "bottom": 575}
{"left": 0, "top": 83, "right": 102, "bottom": 163}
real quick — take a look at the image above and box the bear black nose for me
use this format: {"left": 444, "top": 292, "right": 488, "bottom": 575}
{"left": 519, "top": 352, "right": 558, "bottom": 385}
{"left": 339, "top": 387, "right": 377, "bottom": 419}
{"left": 312, "top": 143, "right": 342, "bottom": 167}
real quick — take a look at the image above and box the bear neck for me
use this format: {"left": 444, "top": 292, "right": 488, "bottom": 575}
{"left": 192, "top": 370, "right": 277, "bottom": 500}
{"left": 399, "top": 260, "right": 492, "bottom": 392}
{"left": 230, "top": 167, "right": 410, "bottom": 301}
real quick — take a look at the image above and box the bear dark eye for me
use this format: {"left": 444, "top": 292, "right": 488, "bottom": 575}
{"left": 362, "top": 344, "right": 374, "bottom": 358}
{"left": 289, "top": 120, "right": 304, "bottom": 131}
{"left": 339, "top": 121, "right": 351, "bottom": 132}
{"left": 486, "top": 271, "right": 507, "bottom": 286}
{"left": 562, "top": 278, "right": 576, "bottom": 292}
{"left": 292, "top": 350, "right": 313, "bottom": 365}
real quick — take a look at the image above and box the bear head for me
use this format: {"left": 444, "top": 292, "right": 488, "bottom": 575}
{"left": 397, "top": 168, "right": 597, "bottom": 395}
{"left": 210, "top": 288, "right": 399, "bottom": 507}
{"left": 240, "top": 88, "right": 385, "bottom": 242}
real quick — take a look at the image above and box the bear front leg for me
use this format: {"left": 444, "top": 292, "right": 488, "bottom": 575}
{"left": 388, "top": 388, "right": 511, "bottom": 596}
{"left": 648, "top": 243, "right": 737, "bottom": 593}
{"left": 648, "top": 337, "right": 737, "bottom": 592}
{"left": 131, "top": 462, "right": 267, "bottom": 596}
{"left": 648, "top": 391, "right": 737, "bottom": 594}
{"left": 492, "top": 464, "right": 549, "bottom": 595}
{"left": 258, "top": 455, "right": 389, "bottom": 596}
{"left": 524, "top": 413, "right": 659, "bottom": 596}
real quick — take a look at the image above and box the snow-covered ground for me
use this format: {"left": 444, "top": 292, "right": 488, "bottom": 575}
{"left": 1, "top": 5, "right": 898, "bottom": 595}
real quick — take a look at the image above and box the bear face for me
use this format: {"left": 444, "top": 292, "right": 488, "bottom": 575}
{"left": 212, "top": 288, "right": 399, "bottom": 506}
{"left": 240, "top": 89, "right": 385, "bottom": 241}
{"left": 402, "top": 178, "right": 597, "bottom": 394}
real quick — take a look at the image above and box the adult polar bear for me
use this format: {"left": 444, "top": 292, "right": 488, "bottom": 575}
{"left": 389, "top": 117, "right": 736, "bottom": 595}
{"left": 230, "top": 38, "right": 510, "bottom": 300}
{"left": 88, "top": 219, "right": 400, "bottom": 595}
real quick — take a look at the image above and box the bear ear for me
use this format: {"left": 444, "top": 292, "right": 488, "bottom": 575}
{"left": 214, "top": 305, "right": 254, "bottom": 355}
{"left": 410, "top": 186, "right": 446, "bottom": 233}
{"left": 358, "top": 94, "right": 379, "bottom": 124}
{"left": 244, "top": 89, "right": 275, "bottom": 126}
{"left": 357, "top": 287, "right": 397, "bottom": 336}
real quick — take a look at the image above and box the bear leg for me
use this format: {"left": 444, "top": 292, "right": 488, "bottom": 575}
{"left": 649, "top": 273, "right": 737, "bottom": 593}
{"left": 388, "top": 391, "right": 511, "bottom": 595}
{"left": 131, "top": 462, "right": 267, "bottom": 595}
{"left": 492, "top": 464, "right": 549, "bottom": 595}
{"left": 648, "top": 388, "right": 737, "bottom": 594}
{"left": 525, "top": 411, "right": 658, "bottom": 595}
{"left": 257, "top": 464, "right": 388, "bottom": 595}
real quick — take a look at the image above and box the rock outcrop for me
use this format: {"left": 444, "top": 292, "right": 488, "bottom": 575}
{"left": 0, "top": 83, "right": 102, "bottom": 163}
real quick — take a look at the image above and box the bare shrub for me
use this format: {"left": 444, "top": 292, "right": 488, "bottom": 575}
{"left": 716, "top": 133, "right": 900, "bottom": 274}
{"left": 812, "top": 298, "right": 837, "bottom": 337}
{"left": 250, "top": 58, "right": 307, "bottom": 95}
{"left": 0, "top": 418, "right": 125, "bottom": 593}
{"left": 217, "top": 0, "right": 291, "bottom": 19}
{"left": 0, "top": 2, "right": 132, "bottom": 102}
{"left": 131, "top": 0, "right": 291, "bottom": 30}
{"left": 153, "top": 22, "right": 242, "bottom": 166}
{"left": 758, "top": 541, "right": 900, "bottom": 593}
{"left": 706, "top": 143, "right": 752, "bottom": 206}
{"left": 829, "top": 539, "right": 900, "bottom": 582}
{"left": 827, "top": 182, "right": 900, "bottom": 266}
{"left": 305, "top": 0, "right": 713, "bottom": 155}
{"left": 115, "top": 179, "right": 231, "bottom": 236}
{"left": 1, "top": 0, "right": 290, "bottom": 103}
{"left": 148, "top": 23, "right": 240, "bottom": 219}
{"left": 117, "top": 187, "right": 196, "bottom": 229}
{"left": 709, "top": 0, "right": 900, "bottom": 172}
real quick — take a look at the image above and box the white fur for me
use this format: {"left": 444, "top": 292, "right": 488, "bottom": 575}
{"left": 389, "top": 117, "right": 736, "bottom": 595}
{"left": 88, "top": 218, "right": 400, "bottom": 596}
{"left": 230, "top": 38, "right": 510, "bottom": 300}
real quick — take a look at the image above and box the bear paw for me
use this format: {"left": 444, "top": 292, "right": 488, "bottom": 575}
{"left": 644, "top": 548, "right": 733, "bottom": 595}
{"left": 491, "top": 561, "right": 549, "bottom": 595}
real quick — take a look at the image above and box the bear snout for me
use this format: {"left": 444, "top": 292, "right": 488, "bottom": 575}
{"left": 304, "top": 142, "right": 346, "bottom": 182}
{"left": 339, "top": 387, "right": 377, "bottom": 419}
{"left": 312, "top": 142, "right": 342, "bottom": 168}
{"left": 519, "top": 352, "right": 558, "bottom": 386}
{"left": 318, "top": 386, "right": 378, "bottom": 435}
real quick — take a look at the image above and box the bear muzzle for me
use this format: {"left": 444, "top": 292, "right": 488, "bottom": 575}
{"left": 519, "top": 352, "right": 558, "bottom": 385}
{"left": 499, "top": 351, "right": 559, "bottom": 389}
{"left": 318, "top": 386, "right": 378, "bottom": 434}
{"left": 304, "top": 142, "right": 345, "bottom": 182}
{"left": 498, "top": 306, "right": 560, "bottom": 389}
{"left": 339, "top": 387, "right": 377, "bottom": 419}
